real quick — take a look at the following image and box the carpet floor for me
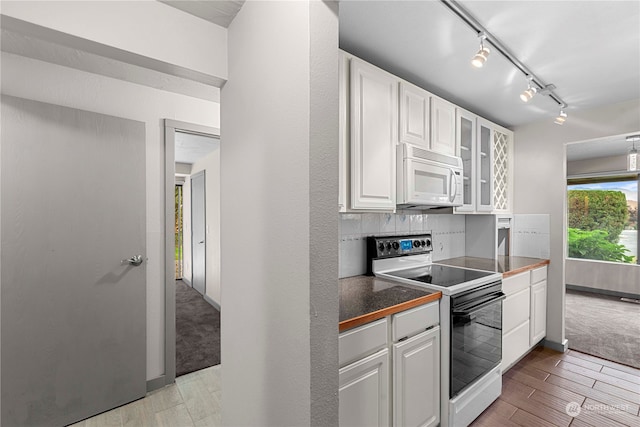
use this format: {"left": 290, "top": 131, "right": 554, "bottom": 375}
{"left": 565, "top": 289, "right": 640, "bottom": 369}
{"left": 176, "top": 280, "right": 220, "bottom": 377}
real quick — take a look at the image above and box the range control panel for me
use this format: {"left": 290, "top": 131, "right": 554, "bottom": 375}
{"left": 367, "top": 234, "right": 433, "bottom": 259}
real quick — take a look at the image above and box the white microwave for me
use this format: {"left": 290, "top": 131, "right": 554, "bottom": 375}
{"left": 396, "top": 143, "right": 463, "bottom": 208}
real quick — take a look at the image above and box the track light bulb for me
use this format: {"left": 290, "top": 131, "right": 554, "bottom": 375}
{"left": 471, "top": 46, "right": 490, "bottom": 68}
{"left": 554, "top": 110, "right": 567, "bottom": 125}
{"left": 471, "top": 34, "right": 490, "bottom": 68}
{"left": 520, "top": 78, "right": 537, "bottom": 102}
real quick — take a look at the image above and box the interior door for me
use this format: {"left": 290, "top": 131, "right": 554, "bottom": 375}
{"left": 191, "top": 171, "right": 206, "bottom": 295}
{"left": 1, "top": 95, "right": 146, "bottom": 426}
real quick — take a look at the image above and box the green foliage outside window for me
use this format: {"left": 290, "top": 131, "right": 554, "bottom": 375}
{"left": 567, "top": 228, "right": 633, "bottom": 263}
{"left": 567, "top": 190, "right": 629, "bottom": 242}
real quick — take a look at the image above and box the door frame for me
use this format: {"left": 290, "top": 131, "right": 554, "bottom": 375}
{"left": 190, "top": 169, "right": 207, "bottom": 295}
{"left": 163, "top": 119, "right": 220, "bottom": 387}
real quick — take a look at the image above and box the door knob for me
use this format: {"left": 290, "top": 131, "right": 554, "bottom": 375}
{"left": 122, "top": 255, "right": 144, "bottom": 266}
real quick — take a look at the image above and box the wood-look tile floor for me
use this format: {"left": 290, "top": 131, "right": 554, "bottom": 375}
{"left": 471, "top": 347, "right": 640, "bottom": 427}
{"left": 70, "top": 364, "right": 221, "bottom": 427}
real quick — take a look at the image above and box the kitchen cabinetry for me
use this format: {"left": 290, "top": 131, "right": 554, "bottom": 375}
{"left": 399, "top": 82, "right": 456, "bottom": 157}
{"left": 340, "top": 349, "right": 390, "bottom": 427}
{"left": 502, "top": 265, "right": 548, "bottom": 371}
{"left": 339, "top": 51, "right": 511, "bottom": 212}
{"left": 455, "top": 110, "right": 513, "bottom": 214}
{"left": 530, "top": 267, "right": 548, "bottom": 346}
{"left": 340, "top": 52, "right": 398, "bottom": 212}
{"left": 456, "top": 108, "right": 476, "bottom": 211}
{"left": 339, "top": 302, "right": 440, "bottom": 427}
{"left": 399, "top": 82, "right": 429, "bottom": 148}
{"left": 430, "top": 97, "right": 456, "bottom": 156}
{"left": 339, "top": 318, "right": 389, "bottom": 426}
{"left": 393, "top": 328, "right": 440, "bottom": 427}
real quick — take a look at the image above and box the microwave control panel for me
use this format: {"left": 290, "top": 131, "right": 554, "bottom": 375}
{"left": 367, "top": 234, "right": 433, "bottom": 259}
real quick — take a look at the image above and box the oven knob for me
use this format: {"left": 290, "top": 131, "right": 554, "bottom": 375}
{"left": 378, "top": 243, "right": 385, "bottom": 252}
{"left": 391, "top": 242, "right": 399, "bottom": 250}
{"left": 413, "top": 240, "right": 421, "bottom": 248}
{"left": 421, "top": 240, "right": 426, "bottom": 247}
{"left": 385, "top": 242, "right": 392, "bottom": 250}
{"left": 425, "top": 239, "right": 432, "bottom": 248}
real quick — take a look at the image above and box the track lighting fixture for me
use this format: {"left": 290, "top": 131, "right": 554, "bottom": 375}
{"left": 442, "top": 1, "right": 569, "bottom": 126}
{"left": 627, "top": 135, "right": 639, "bottom": 171}
{"left": 520, "top": 76, "right": 537, "bottom": 102}
{"left": 554, "top": 109, "right": 567, "bottom": 125}
{"left": 471, "top": 33, "right": 490, "bottom": 68}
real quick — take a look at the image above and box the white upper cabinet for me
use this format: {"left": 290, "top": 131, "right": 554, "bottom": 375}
{"left": 399, "top": 82, "right": 430, "bottom": 148}
{"left": 477, "top": 118, "right": 495, "bottom": 212}
{"left": 455, "top": 108, "right": 477, "bottom": 212}
{"left": 430, "top": 97, "right": 457, "bottom": 156}
{"left": 492, "top": 124, "right": 514, "bottom": 214}
{"left": 349, "top": 56, "right": 398, "bottom": 211}
{"left": 339, "top": 51, "right": 513, "bottom": 213}
{"left": 455, "top": 112, "right": 513, "bottom": 214}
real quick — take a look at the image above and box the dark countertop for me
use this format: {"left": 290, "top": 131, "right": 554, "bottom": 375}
{"left": 339, "top": 276, "right": 441, "bottom": 332}
{"left": 436, "top": 256, "right": 550, "bottom": 278}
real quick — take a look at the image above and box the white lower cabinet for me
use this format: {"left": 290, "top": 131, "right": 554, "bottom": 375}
{"left": 393, "top": 328, "right": 440, "bottom": 427}
{"left": 339, "top": 349, "right": 390, "bottom": 427}
{"left": 530, "top": 279, "right": 548, "bottom": 346}
{"left": 503, "top": 320, "right": 530, "bottom": 370}
{"left": 339, "top": 301, "right": 440, "bottom": 427}
{"left": 501, "top": 265, "right": 548, "bottom": 371}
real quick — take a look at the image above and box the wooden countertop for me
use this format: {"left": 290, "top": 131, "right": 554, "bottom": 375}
{"left": 435, "top": 256, "right": 550, "bottom": 278}
{"left": 339, "top": 276, "right": 442, "bottom": 332}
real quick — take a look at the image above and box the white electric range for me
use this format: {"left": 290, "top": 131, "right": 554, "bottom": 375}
{"left": 367, "top": 233, "right": 505, "bottom": 427}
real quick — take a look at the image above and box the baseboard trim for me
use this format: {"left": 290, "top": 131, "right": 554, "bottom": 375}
{"left": 204, "top": 294, "right": 221, "bottom": 311}
{"left": 182, "top": 277, "right": 192, "bottom": 286}
{"left": 567, "top": 284, "right": 640, "bottom": 300}
{"left": 146, "top": 375, "right": 167, "bottom": 393}
{"left": 544, "top": 338, "right": 569, "bottom": 353}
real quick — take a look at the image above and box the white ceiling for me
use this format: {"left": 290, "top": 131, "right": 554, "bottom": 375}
{"left": 159, "top": 0, "right": 244, "bottom": 28}
{"left": 175, "top": 131, "right": 220, "bottom": 165}
{"left": 567, "top": 133, "right": 640, "bottom": 162}
{"left": 339, "top": 1, "right": 640, "bottom": 128}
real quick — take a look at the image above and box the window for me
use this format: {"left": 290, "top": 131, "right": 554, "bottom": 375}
{"left": 567, "top": 174, "right": 638, "bottom": 264}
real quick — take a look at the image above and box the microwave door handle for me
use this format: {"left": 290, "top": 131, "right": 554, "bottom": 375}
{"left": 449, "top": 168, "right": 458, "bottom": 203}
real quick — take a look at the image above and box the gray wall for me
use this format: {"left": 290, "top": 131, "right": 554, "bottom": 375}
{"left": 220, "top": 1, "right": 338, "bottom": 425}
{"left": 513, "top": 98, "right": 640, "bottom": 350}
{"left": 567, "top": 155, "right": 627, "bottom": 176}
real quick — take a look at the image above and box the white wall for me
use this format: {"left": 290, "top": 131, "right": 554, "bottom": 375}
{"left": 221, "top": 1, "right": 338, "bottom": 425}
{"left": 190, "top": 148, "right": 221, "bottom": 306}
{"left": 567, "top": 155, "right": 627, "bottom": 176}
{"left": 1, "top": 52, "right": 220, "bottom": 380}
{"left": 513, "top": 98, "right": 640, "bottom": 349}
{"left": 1, "top": 0, "right": 227, "bottom": 80}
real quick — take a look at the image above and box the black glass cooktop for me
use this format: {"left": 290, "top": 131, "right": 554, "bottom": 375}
{"left": 387, "top": 264, "right": 495, "bottom": 288}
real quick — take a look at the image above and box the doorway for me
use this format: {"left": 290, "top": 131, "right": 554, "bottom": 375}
{"left": 164, "top": 120, "right": 222, "bottom": 382}
{"left": 564, "top": 133, "right": 640, "bottom": 369}
{"left": 176, "top": 184, "right": 184, "bottom": 280}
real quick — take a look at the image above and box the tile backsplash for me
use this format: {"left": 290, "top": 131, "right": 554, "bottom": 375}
{"left": 339, "top": 212, "right": 466, "bottom": 278}
{"left": 338, "top": 212, "right": 552, "bottom": 278}
{"left": 512, "top": 214, "right": 551, "bottom": 259}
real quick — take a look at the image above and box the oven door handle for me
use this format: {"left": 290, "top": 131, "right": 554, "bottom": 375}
{"left": 453, "top": 292, "right": 506, "bottom": 316}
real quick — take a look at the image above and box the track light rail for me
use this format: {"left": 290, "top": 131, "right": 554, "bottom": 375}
{"left": 440, "top": 0, "right": 568, "bottom": 109}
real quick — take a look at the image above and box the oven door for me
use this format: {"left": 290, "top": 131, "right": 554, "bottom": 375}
{"left": 402, "top": 158, "right": 462, "bottom": 206}
{"left": 450, "top": 289, "right": 505, "bottom": 398}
